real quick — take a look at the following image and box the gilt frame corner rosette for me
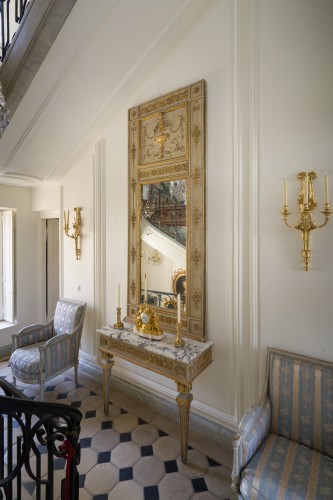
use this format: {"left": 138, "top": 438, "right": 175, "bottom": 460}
{"left": 127, "top": 80, "right": 206, "bottom": 341}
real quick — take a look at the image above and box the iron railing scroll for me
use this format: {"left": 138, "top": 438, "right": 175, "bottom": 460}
{"left": 0, "top": 377, "right": 82, "bottom": 500}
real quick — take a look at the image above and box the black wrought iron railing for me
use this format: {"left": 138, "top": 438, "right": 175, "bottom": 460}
{"left": 0, "top": 377, "right": 82, "bottom": 500}
{"left": 0, "top": 0, "right": 29, "bottom": 62}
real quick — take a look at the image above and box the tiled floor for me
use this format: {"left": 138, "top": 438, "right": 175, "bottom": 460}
{"left": 0, "top": 360, "right": 232, "bottom": 499}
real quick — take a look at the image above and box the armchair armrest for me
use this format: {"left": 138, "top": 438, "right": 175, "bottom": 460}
{"left": 231, "top": 396, "right": 270, "bottom": 491}
{"left": 39, "top": 333, "right": 78, "bottom": 379}
{"left": 12, "top": 321, "right": 54, "bottom": 350}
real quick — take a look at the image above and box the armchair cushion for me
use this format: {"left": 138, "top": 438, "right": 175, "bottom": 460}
{"left": 11, "top": 341, "right": 46, "bottom": 381}
{"left": 53, "top": 300, "right": 84, "bottom": 335}
{"left": 231, "top": 348, "right": 333, "bottom": 499}
{"left": 240, "top": 434, "right": 333, "bottom": 499}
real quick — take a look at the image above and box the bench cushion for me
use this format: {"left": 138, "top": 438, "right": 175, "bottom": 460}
{"left": 240, "top": 433, "right": 333, "bottom": 499}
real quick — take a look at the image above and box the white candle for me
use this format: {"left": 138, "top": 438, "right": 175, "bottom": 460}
{"left": 144, "top": 274, "right": 147, "bottom": 303}
{"left": 304, "top": 174, "right": 309, "bottom": 205}
{"left": 325, "top": 172, "right": 329, "bottom": 204}
{"left": 177, "top": 293, "right": 181, "bottom": 323}
{"left": 284, "top": 176, "right": 287, "bottom": 206}
{"left": 117, "top": 284, "right": 120, "bottom": 308}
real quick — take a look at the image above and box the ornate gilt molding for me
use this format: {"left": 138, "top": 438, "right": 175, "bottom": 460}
{"left": 139, "top": 90, "right": 188, "bottom": 116}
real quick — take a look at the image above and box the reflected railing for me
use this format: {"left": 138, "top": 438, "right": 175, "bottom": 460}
{"left": 141, "top": 289, "right": 186, "bottom": 311}
{"left": 0, "top": 0, "right": 29, "bottom": 62}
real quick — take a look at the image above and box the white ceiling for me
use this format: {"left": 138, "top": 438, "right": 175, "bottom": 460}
{"left": 0, "top": 0, "right": 215, "bottom": 186}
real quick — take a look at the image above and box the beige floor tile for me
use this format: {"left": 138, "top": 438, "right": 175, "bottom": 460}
{"left": 111, "top": 441, "right": 141, "bottom": 468}
{"left": 91, "top": 428, "right": 120, "bottom": 453}
{"left": 80, "top": 417, "right": 103, "bottom": 439}
{"left": 158, "top": 471, "right": 194, "bottom": 500}
{"left": 81, "top": 394, "right": 104, "bottom": 411}
{"left": 192, "top": 492, "right": 221, "bottom": 499}
{"left": 131, "top": 423, "right": 159, "bottom": 446}
{"left": 84, "top": 462, "right": 119, "bottom": 495}
{"left": 77, "top": 447, "right": 99, "bottom": 474}
{"left": 153, "top": 435, "right": 181, "bottom": 461}
{"left": 133, "top": 455, "right": 165, "bottom": 487}
{"left": 176, "top": 449, "right": 209, "bottom": 478}
{"left": 113, "top": 412, "right": 139, "bottom": 433}
{"left": 95, "top": 403, "right": 121, "bottom": 422}
{"left": 108, "top": 479, "right": 144, "bottom": 499}
{"left": 204, "top": 465, "right": 231, "bottom": 497}
{"left": 67, "top": 387, "right": 91, "bottom": 402}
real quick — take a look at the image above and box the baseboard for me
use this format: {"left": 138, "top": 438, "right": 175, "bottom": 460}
{"left": 0, "top": 344, "right": 11, "bottom": 361}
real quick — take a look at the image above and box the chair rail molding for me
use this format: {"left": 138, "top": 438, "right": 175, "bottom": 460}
{"left": 232, "top": 0, "right": 260, "bottom": 422}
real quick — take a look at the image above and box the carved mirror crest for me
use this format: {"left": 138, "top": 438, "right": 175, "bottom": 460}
{"left": 127, "top": 80, "right": 206, "bottom": 341}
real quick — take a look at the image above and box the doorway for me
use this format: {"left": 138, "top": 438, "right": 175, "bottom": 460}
{"left": 45, "top": 218, "right": 59, "bottom": 321}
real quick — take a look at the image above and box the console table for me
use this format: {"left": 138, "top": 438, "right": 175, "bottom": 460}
{"left": 97, "top": 322, "right": 213, "bottom": 462}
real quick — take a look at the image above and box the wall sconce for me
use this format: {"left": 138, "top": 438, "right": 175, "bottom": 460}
{"left": 282, "top": 171, "right": 331, "bottom": 271}
{"left": 64, "top": 207, "right": 81, "bottom": 260}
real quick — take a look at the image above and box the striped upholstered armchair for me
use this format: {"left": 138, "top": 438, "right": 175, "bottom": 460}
{"left": 10, "top": 298, "right": 86, "bottom": 400}
{"left": 231, "top": 347, "right": 333, "bottom": 499}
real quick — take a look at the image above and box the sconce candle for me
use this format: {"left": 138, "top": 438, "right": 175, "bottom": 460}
{"left": 144, "top": 274, "right": 147, "bottom": 303}
{"left": 304, "top": 173, "right": 309, "bottom": 205}
{"left": 177, "top": 293, "right": 181, "bottom": 323}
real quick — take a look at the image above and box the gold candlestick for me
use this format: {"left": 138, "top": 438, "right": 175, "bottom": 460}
{"left": 174, "top": 321, "right": 185, "bottom": 348}
{"left": 113, "top": 307, "right": 124, "bottom": 329}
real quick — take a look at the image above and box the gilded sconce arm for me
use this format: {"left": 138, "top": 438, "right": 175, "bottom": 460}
{"left": 282, "top": 172, "right": 331, "bottom": 271}
{"left": 64, "top": 207, "right": 81, "bottom": 259}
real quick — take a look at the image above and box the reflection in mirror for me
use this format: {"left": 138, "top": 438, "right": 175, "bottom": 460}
{"left": 140, "top": 180, "right": 186, "bottom": 312}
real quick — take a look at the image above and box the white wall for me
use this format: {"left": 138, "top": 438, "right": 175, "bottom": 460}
{"left": 259, "top": 0, "right": 333, "bottom": 380}
{"left": 0, "top": 185, "right": 39, "bottom": 347}
{"left": 31, "top": 0, "right": 333, "bottom": 430}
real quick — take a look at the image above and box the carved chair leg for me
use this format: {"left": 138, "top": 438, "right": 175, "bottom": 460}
{"left": 74, "top": 363, "right": 78, "bottom": 385}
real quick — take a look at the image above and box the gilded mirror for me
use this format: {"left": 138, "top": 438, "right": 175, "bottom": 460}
{"left": 127, "top": 80, "right": 206, "bottom": 341}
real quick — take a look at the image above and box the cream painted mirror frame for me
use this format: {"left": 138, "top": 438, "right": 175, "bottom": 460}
{"left": 127, "top": 80, "right": 206, "bottom": 341}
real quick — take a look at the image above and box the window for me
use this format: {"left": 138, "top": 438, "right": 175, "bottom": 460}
{"left": 0, "top": 210, "right": 14, "bottom": 324}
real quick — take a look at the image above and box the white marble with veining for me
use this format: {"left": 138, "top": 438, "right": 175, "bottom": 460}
{"left": 98, "top": 322, "right": 213, "bottom": 365}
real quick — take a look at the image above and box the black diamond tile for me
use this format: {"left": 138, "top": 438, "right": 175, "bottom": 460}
{"left": 54, "top": 458, "right": 66, "bottom": 470}
{"left": 23, "top": 482, "right": 35, "bottom": 495}
{"left": 192, "top": 477, "right": 208, "bottom": 493}
{"left": 79, "top": 474, "right": 86, "bottom": 488}
{"left": 37, "top": 444, "right": 47, "bottom": 454}
{"left": 158, "top": 429, "right": 168, "bottom": 437}
{"left": 138, "top": 418, "right": 147, "bottom": 425}
{"left": 207, "top": 456, "right": 220, "bottom": 467}
{"left": 80, "top": 437, "right": 92, "bottom": 449}
{"left": 98, "top": 451, "right": 111, "bottom": 464}
{"left": 141, "top": 445, "right": 153, "bottom": 457}
{"left": 120, "top": 432, "right": 132, "bottom": 442}
{"left": 45, "top": 385, "right": 56, "bottom": 392}
{"left": 71, "top": 401, "right": 81, "bottom": 408}
{"left": 85, "top": 410, "right": 96, "bottom": 419}
{"left": 164, "top": 460, "right": 178, "bottom": 473}
{"left": 144, "top": 485, "right": 159, "bottom": 500}
{"left": 101, "top": 420, "right": 112, "bottom": 430}
{"left": 89, "top": 390, "right": 97, "bottom": 396}
{"left": 92, "top": 495, "right": 108, "bottom": 500}
{"left": 57, "top": 392, "right": 69, "bottom": 399}
{"left": 120, "top": 408, "right": 128, "bottom": 414}
{"left": 119, "top": 467, "right": 133, "bottom": 481}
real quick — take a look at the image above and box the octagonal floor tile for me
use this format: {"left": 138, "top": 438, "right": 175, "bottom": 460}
{"left": 153, "top": 435, "right": 181, "bottom": 462}
{"left": 91, "top": 428, "right": 120, "bottom": 453}
{"left": 108, "top": 479, "right": 144, "bottom": 499}
{"left": 80, "top": 417, "right": 103, "bottom": 439}
{"left": 81, "top": 394, "right": 104, "bottom": 411}
{"left": 84, "top": 462, "right": 119, "bottom": 495}
{"left": 176, "top": 449, "right": 209, "bottom": 478}
{"left": 132, "top": 423, "right": 159, "bottom": 446}
{"left": 133, "top": 455, "right": 165, "bottom": 487}
{"left": 204, "top": 465, "right": 231, "bottom": 498}
{"left": 113, "top": 412, "right": 139, "bottom": 433}
{"left": 77, "top": 446, "right": 98, "bottom": 474}
{"left": 158, "top": 472, "right": 194, "bottom": 500}
{"left": 111, "top": 441, "right": 141, "bottom": 468}
{"left": 96, "top": 403, "right": 121, "bottom": 422}
{"left": 67, "top": 387, "right": 91, "bottom": 402}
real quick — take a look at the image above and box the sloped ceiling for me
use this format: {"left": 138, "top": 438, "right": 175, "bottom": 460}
{"left": 0, "top": 0, "right": 215, "bottom": 186}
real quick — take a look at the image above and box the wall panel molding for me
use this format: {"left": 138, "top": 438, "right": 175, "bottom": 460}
{"left": 233, "top": 0, "right": 260, "bottom": 421}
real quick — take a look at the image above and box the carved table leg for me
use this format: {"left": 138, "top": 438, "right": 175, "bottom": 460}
{"left": 176, "top": 382, "right": 193, "bottom": 463}
{"left": 99, "top": 354, "right": 114, "bottom": 415}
